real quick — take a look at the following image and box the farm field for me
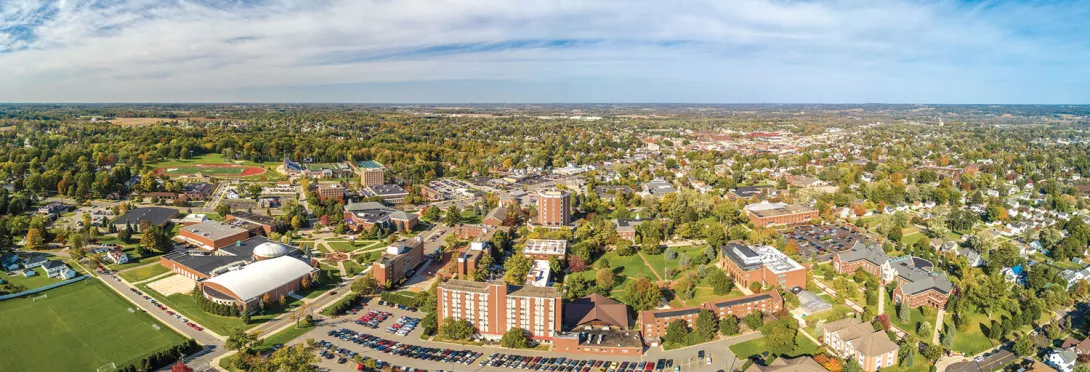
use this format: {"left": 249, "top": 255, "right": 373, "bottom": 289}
{"left": 0, "top": 280, "right": 185, "bottom": 372}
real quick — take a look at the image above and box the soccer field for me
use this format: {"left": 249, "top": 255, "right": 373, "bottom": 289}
{"left": 0, "top": 280, "right": 185, "bottom": 372}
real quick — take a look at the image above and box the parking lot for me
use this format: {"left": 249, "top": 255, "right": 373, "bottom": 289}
{"left": 293, "top": 300, "right": 740, "bottom": 372}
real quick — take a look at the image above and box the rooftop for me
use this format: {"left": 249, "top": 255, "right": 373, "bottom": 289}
{"left": 440, "top": 279, "right": 493, "bottom": 293}
{"left": 523, "top": 239, "right": 568, "bottom": 256}
{"left": 113, "top": 207, "right": 177, "bottom": 226}
{"left": 363, "top": 184, "right": 408, "bottom": 197}
{"left": 181, "top": 220, "right": 248, "bottom": 241}
{"left": 526, "top": 259, "right": 551, "bottom": 287}
{"left": 722, "top": 242, "right": 803, "bottom": 274}
{"left": 358, "top": 160, "right": 383, "bottom": 169}
{"left": 745, "top": 202, "right": 816, "bottom": 218}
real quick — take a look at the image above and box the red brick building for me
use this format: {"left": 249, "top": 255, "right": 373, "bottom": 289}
{"left": 744, "top": 202, "right": 818, "bottom": 228}
{"left": 178, "top": 220, "right": 252, "bottom": 251}
{"left": 456, "top": 242, "right": 487, "bottom": 279}
{"left": 372, "top": 237, "right": 425, "bottom": 287}
{"left": 437, "top": 279, "right": 562, "bottom": 341}
{"left": 720, "top": 242, "right": 807, "bottom": 290}
{"left": 316, "top": 183, "right": 345, "bottom": 202}
{"left": 638, "top": 290, "right": 783, "bottom": 344}
{"left": 537, "top": 189, "right": 571, "bottom": 227}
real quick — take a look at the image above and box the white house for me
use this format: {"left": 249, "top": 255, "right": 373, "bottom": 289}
{"left": 22, "top": 256, "right": 47, "bottom": 269}
{"left": 106, "top": 248, "right": 129, "bottom": 265}
{"left": 1045, "top": 349, "right": 1077, "bottom": 372}
{"left": 42, "top": 260, "right": 69, "bottom": 278}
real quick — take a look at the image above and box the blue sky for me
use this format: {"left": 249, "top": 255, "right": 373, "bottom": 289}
{"left": 1, "top": 0, "right": 1088, "bottom": 103}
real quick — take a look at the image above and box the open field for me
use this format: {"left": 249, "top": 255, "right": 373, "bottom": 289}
{"left": 0, "top": 280, "right": 185, "bottom": 372}
{"left": 729, "top": 332, "right": 819, "bottom": 359}
{"left": 118, "top": 263, "right": 170, "bottom": 283}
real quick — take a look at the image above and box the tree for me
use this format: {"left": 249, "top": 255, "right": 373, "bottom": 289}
{"left": 118, "top": 226, "right": 133, "bottom": 243}
{"left": 501, "top": 328, "right": 531, "bottom": 349}
{"left": 170, "top": 361, "right": 195, "bottom": 372}
{"left": 595, "top": 268, "right": 616, "bottom": 291}
{"left": 216, "top": 203, "right": 231, "bottom": 217}
{"left": 625, "top": 277, "right": 663, "bottom": 311}
{"left": 1012, "top": 336, "right": 1033, "bottom": 357}
{"left": 663, "top": 319, "right": 690, "bottom": 345}
{"left": 264, "top": 343, "right": 319, "bottom": 372}
{"left": 439, "top": 318, "right": 476, "bottom": 340}
{"left": 707, "top": 267, "right": 734, "bottom": 295}
{"left": 761, "top": 318, "right": 798, "bottom": 356}
{"left": 424, "top": 206, "right": 441, "bottom": 221}
{"left": 225, "top": 328, "right": 263, "bottom": 355}
{"left": 720, "top": 315, "right": 740, "bottom": 336}
{"left": 351, "top": 274, "right": 377, "bottom": 295}
{"left": 503, "top": 254, "right": 533, "bottom": 285}
{"left": 843, "top": 358, "right": 863, "bottom": 372}
{"left": 24, "top": 228, "right": 44, "bottom": 250}
{"left": 898, "top": 302, "right": 911, "bottom": 324}
{"left": 749, "top": 281, "right": 763, "bottom": 293}
{"left": 615, "top": 239, "right": 636, "bottom": 256}
{"left": 918, "top": 321, "right": 934, "bottom": 339}
{"left": 444, "top": 205, "right": 463, "bottom": 225}
{"left": 784, "top": 239, "right": 799, "bottom": 256}
{"left": 743, "top": 312, "right": 763, "bottom": 331}
{"left": 694, "top": 309, "right": 718, "bottom": 342}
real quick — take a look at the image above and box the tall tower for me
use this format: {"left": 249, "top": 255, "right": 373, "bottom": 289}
{"left": 537, "top": 189, "right": 571, "bottom": 227}
{"left": 359, "top": 160, "right": 385, "bottom": 187}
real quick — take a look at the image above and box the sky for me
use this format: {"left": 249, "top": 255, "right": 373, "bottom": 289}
{"left": 1, "top": 0, "right": 1089, "bottom": 104}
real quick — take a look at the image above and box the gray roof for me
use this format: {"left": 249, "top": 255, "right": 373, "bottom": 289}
{"left": 613, "top": 219, "right": 644, "bottom": 233}
{"left": 113, "top": 207, "right": 177, "bottom": 227}
{"left": 892, "top": 257, "right": 954, "bottom": 295}
{"left": 163, "top": 236, "right": 300, "bottom": 277}
{"left": 181, "top": 221, "right": 248, "bottom": 241}
{"left": 837, "top": 241, "right": 888, "bottom": 266}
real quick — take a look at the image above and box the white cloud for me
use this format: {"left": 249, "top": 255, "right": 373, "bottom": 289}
{"left": 0, "top": 0, "right": 1088, "bottom": 102}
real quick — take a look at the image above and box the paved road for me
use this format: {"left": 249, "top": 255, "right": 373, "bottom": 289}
{"left": 296, "top": 303, "right": 761, "bottom": 372}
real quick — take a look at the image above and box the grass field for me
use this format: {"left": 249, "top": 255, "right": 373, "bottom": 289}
{"left": 0, "top": 280, "right": 185, "bottom": 372}
{"left": 729, "top": 333, "right": 819, "bottom": 359}
{"left": 643, "top": 245, "right": 708, "bottom": 280}
{"left": 571, "top": 251, "right": 657, "bottom": 287}
{"left": 149, "top": 153, "right": 281, "bottom": 180}
{"left": 883, "top": 297, "right": 938, "bottom": 343}
{"left": 118, "top": 263, "right": 170, "bottom": 283}
{"left": 326, "top": 240, "right": 381, "bottom": 253}
{"left": 677, "top": 287, "right": 744, "bottom": 308}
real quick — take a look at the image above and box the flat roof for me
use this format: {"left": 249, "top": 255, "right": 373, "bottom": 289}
{"left": 440, "top": 279, "right": 492, "bottom": 293}
{"left": 526, "top": 259, "right": 551, "bottom": 287}
{"left": 524, "top": 239, "right": 568, "bottom": 256}
{"left": 358, "top": 160, "right": 383, "bottom": 169}
{"left": 722, "top": 242, "right": 803, "bottom": 274}
{"left": 181, "top": 221, "right": 248, "bottom": 241}
{"left": 746, "top": 202, "right": 816, "bottom": 218}
{"left": 113, "top": 207, "right": 177, "bottom": 226}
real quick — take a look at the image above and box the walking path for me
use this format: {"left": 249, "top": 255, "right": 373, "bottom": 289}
{"left": 636, "top": 252, "right": 666, "bottom": 283}
{"left": 933, "top": 309, "right": 945, "bottom": 344}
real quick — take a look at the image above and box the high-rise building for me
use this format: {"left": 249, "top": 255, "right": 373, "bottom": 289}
{"left": 537, "top": 189, "right": 571, "bottom": 227}
{"left": 358, "top": 160, "right": 385, "bottom": 187}
{"left": 437, "top": 279, "right": 561, "bottom": 341}
{"left": 372, "top": 237, "right": 425, "bottom": 287}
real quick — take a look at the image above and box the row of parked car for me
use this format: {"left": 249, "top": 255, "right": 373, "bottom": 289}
{"left": 479, "top": 354, "right": 677, "bottom": 372}
{"left": 357, "top": 309, "right": 392, "bottom": 329}
{"left": 326, "top": 328, "right": 483, "bottom": 366}
{"left": 129, "top": 287, "right": 202, "bottom": 331}
{"left": 385, "top": 316, "right": 419, "bottom": 336}
{"left": 376, "top": 300, "right": 418, "bottom": 312}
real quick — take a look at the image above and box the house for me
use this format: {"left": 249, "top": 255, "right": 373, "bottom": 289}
{"left": 1045, "top": 349, "right": 1077, "bottom": 372}
{"left": 1002, "top": 265, "right": 1025, "bottom": 283}
{"left": 22, "top": 256, "right": 47, "bottom": 269}
{"left": 21, "top": 268, "right": 36, "bottom": 277}
{"left": 1, "top": 254, "right": 20, "bottom": 271}
{"left": 957, "top": 248, "right": 983, "bottom": 267}
{"left": 43, "top": 260, "right": 69, "bottom": 278}
{"left": 106, "top": 247, "right": 129, "bottom": 265}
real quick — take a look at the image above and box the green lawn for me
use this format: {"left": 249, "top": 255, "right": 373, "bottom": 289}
{"left": 883, "top": 297, "right": 938, "bottom": 343}
{"left": 326, "top": 240, "right": 380, "bottom": 253}
{"left": 679, "top": 287, "right": 744, "bottom": 308}
{"left": 149, "top": 154, "right": 284, "bottom": 181}
{"left": 900, "top": 232, "right": 926, "bottom": 246}
{"left": 0, "top": 266, "right": 65, "bottom": 291}
{"left": 729, "top": 333, "right": 819, "bottom": 359}
{"left": 577, "top": 251, "right": 658, "bottom": 285}
{"left": 343, "top": 260, "right": 364, "bottom": 277}
{"left": 299, "top": 267, "right": 343, "bottom": 299}
{"left": 118, "top": 263, "right": 170, "bottom": 283}
{"left": 459, "top": 210, "right": 482, "bottom": 225}
{"left": 0, "top": 280, "right": 185, "bottom": 372}
{"left": 138, "top": 280, "right": 276, "bottom": 335}
{"left": 802, "top": 294, "right": 855, "bottom": 324}
{"left": 643, "top": 245, "right": 708, "bottom": 280}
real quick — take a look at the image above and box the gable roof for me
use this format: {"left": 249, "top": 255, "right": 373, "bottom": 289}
{"left": 562, "top": 293, "right": 630, "bottom": 329}
{"left": 838, "top": 241, "right": 888, "bottom": 266}
{"left": 825, "top": 318, "right": 898, "bottom": 357}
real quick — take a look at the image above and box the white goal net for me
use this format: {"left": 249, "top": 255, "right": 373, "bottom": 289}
{"left": 31, "top": 294, "right": 48, "bottom": 301}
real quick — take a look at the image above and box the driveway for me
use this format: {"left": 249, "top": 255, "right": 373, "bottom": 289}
{"left": 945, "top": 350, "right": 1014, "bottom": 372}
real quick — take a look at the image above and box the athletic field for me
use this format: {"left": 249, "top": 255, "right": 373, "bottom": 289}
{"left": 155, "top": 163, "right": 264, "bottom": 177}
{"left": 0, "top": 280, "right": 185, "bottom": 372}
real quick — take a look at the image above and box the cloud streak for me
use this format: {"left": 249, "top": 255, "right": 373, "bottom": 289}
{"left": 1, "top": 0, "right": 1088, "bottom": 103}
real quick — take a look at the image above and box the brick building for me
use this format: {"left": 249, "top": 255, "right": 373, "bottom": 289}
{"left": 613, "top": 219, "right": 645, "bottom": 241}
{"left": 343, "top": 202, "right": 418, "bottom": 232}
{"left": 832, "top": 241, "right": 891, "bottom": 280}
{"left": 178, "top": 220, "right": 252, "bottom": 251}
{"left": 720, "top": 242, "right": 807, "bottom": 290}
{"left": 537, "top": 189, "right": 571, "bottom": 227}
{"left": 638, "top": 290, "right": 783, "bottom": 345}
{"left": 437, "top": 279, "right": 562, "bottom": 341}
{"left": 357, "top": 160, "right": 385, "bottom": 187}
{"left": 744, "top": 201, "right": 818, "bottom": 228}
{"left": 456, "top": 241, "right": 488, "bottom": 279}
{"left": 316, "top": 183, "right": 346, "bottom": 202}
{"left": 226, "top": 212, "right": 288, "bottom": 235}
{"left": 835, "top": 242, "right": 953, "bottom": 309}
{"left": 372, "top": 237, "right": 425, "bottom": 287}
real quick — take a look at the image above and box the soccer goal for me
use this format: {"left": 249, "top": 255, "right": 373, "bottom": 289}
{"left": 95, "top": 362, "right": 116, "bottom": 372}
{"left": 31, "top": 293, "right": 48, "bottom": 301}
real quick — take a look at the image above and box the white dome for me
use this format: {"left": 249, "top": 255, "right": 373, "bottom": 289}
{"left": 253, "top": 242, "right": 288, "bottom": 258}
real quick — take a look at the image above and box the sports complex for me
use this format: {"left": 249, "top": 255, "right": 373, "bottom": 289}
{"left": 155, "top": 163, "right": 266, "bottom": 177}
{"left": 0, "top": 280, "right": 185, "bottom": 372}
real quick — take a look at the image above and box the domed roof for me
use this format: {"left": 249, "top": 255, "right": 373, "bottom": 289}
{"left": 253, "top": 242, "right": 289, "bottom": 258}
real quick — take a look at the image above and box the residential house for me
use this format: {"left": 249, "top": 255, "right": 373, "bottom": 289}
{"left": 22, "top": 256, "right": 47, "bottom": 269}
{"left": 106, "top": 247, "right": 129, "bottom": 265}
{"left": 1045, "top": 349, "right": 1077, "bottom": 372}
